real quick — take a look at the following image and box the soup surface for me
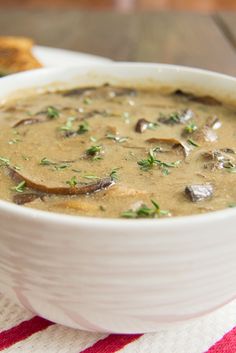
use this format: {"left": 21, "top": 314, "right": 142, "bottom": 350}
{"left": 0, "top": 84, "right": 235, "bottom": 218}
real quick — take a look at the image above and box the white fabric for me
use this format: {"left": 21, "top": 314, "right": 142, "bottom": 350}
{"left": 0, "top": 293, "right": 236, "bottom": 353}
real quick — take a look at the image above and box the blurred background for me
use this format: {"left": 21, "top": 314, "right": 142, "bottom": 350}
{"left": 0, "top": 0, "right": 236, "bottom": 76}
{"left": 0, "top": 0, "right": 236, "bottom": 12}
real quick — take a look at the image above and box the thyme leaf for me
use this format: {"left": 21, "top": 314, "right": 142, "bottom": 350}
{"left": 185, "top": 122, "right": 198, "bottom": 134}
{"left": 106, "top": 133, "right": 128, "bottom": 143}
{"left": 229, "top": 203, "right": 236, "bottom": 208}
{"left": 77, "top": 121, "right": 90, "bottom": 135}
{"left": 109, "top": 168, "right": 120, "bottom": 181}
{"left": 60, "top": 117, "right": 75, "bottom": 131}
{"left": 121, "top": 199, "right": 170, "bottom": 219}
{"left": 66, "top": 176, "right": 78, "bottom": 187}
{"left": 47, "top": 106, "right": 60, "bottom": 119}
{"left": 86, "top": 145, "right": 102, "bottom": 156}
{"left": 187, "top": 138, "right": 200, "bottom": 147}
{"left": 40, "top": 157, "right": 55, "bottom": 166}
{"left": 83, "top": 175, "right": 100, "bottom": 180}
{"left": 0, "top": 157, "right": 10, "bottom": 166}
{"left": 11, "top": 181, "right": 26, "bottom": 193}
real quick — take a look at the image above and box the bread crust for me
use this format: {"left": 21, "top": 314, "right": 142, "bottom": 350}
{"left": 0, "top": 36, "right": 42, "bottom": 76}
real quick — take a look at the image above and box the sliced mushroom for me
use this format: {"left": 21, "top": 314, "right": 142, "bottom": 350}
{"left": 146, "top": 137, "right": 190, "bottom": 158}
{"left": 185, "top": 184, "right": 214, "bottom": 202}
{"left": 173, "top": 90, "right": 221, "bottom": 106}
{"left": 158, "top": 109, "right": 194, "bottom": 125}
{"left": 62, "top": 86, "right": 96, "bottom": 97}
{"left": 13, "top": 192, "right": 45, "bottom": 205}
{"left": 191, "top": 95, "right": 221, "bottom": 106}
{"left": 108, "top": 87, "right": 137, "bottom": 98}
{"left": 7, "top": 167, "right": 115, "bottom": 195}
{"left": 12, "top": 117, "right": 46, "bottom": 128}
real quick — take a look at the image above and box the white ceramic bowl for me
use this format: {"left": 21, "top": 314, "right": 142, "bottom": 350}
{"left": 0, "top": 64, "right": 236, "bottom": 333}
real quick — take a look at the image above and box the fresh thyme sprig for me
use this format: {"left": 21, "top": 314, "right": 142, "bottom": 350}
{"left": 137, "top": 149, "right": 181, "bottom": 173}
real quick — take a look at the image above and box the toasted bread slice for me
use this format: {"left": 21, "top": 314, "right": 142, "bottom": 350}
{"left": 0, "top": 36, "right": 42, "bottom": 76}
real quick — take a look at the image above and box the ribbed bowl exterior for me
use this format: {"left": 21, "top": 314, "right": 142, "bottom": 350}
{"left": 0, "top": 64, "right": 236, "bottom": 333}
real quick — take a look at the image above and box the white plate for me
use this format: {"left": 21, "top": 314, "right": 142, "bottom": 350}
{"left": 33, "top": 45, "right": 112, "bottom": 67}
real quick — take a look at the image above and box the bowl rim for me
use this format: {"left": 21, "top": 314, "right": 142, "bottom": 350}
{"left": 0, "top": 62, "right": 236, "bottom": 230}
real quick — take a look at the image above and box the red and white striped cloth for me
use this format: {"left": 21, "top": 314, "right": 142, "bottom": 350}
{"left": 1, "top": 293, "right": 236, "bottom": 353}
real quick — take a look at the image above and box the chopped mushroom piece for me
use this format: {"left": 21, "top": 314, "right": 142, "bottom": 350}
{"left": 206, "top": 116, "right": 222, "bottom": 130}
{"left": 192, "top": 125, "right": 218, "bottom": 143}
{"left": 185, "top": 184, "right": 214, "bottom": 202}
{"left": 202, "top": 149, "right": 235, "bottom": 170}
{"left": 135, "top": 118, "right": 150, "bottom": 133}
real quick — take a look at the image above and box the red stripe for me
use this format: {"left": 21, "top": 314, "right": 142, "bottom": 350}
{"left": 79, "top": 333, "right": 143, "bottom": 353}
{"left": 205, "top": 326, "right": 236, "bottom": 353}
{"left": 0, "top": 316, "right": 54, "bottom": 350}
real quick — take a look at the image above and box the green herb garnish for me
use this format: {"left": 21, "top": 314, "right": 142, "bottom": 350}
{"left": 83, "top": 98, "right": 92, "bottom": 105}
{"left": 90, "top": 136, "right": 97, "bottom": 142}
{"left": 83, "top": 175, "right": 100, "bottom": 180}
{"left": 72, "top": 168, "right": 81, "bottom": 173}
{"left": 110, "top": 168, "right": 120, "bottom": 181}
{"left": 86, "top": 145, "right": 102, "bottom": 156}
{"left": 121, "top": 199, "right": 170, "bottom": 219}
{"left": 47, "top": 106, "right": 60, "bottom": 119}
{"left": 224, "top": 161, "right": 236, "bottom": 173}
{"left": 185, "top": 122, "right": 198, "bottom": 134}
{"left": 54, "top": 163, "right": 70, "bottom": 170}
{"left": 137, "top": 149, "right": 156, "bottom": 171}
{"left": 60, "top": 117, "right": 75, "bottom": 131}
{"left": 11, "top": 181, "right": 26, "bottom": 193}
{"left": 229, "top": 203, "right": 236, "bottom": 208}
{"left": 169, "top": 112, "right": 181, "bottom": 123}
{"left": 106, "top": 133, "right": 128, "bottom": 143}
{"left": 0, "top": 157, "right": 10, "bottom": 166}
{"left": 40, "top": 157, "right": 55, "bottom": 166}
{"left": 40, "top": 157, "right": 70, "bottom": 170}
{"left": 137, "top": 149, "right": 181, "bottom": 173}
{"left": 77, "top": 121, "right": 90, "bottom": 135}
{"left": 22, "top": 155, "right": 30, "bottom": 161}
{"left": 66, "top": 176, "right": 78, "bottom": 187}
{"left": 187, "top": 138, "right": 200, "bottom": 147}
{"left": 8, "top": 138, "right": 21, "bottom": 145}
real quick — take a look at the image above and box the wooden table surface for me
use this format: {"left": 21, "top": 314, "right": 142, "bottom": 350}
{"left": 0, "top": 10, "right": 236, "bottom": 75}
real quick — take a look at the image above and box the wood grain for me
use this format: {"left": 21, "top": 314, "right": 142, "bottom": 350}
{"left": 0, "top": 10, "right": 236, "bottom": 75}
{"left": 134, "top": 12, "right": 236, "bottom": 75}
{"left": 216, "top": 12, "right": 236, "bottom": 49}
{"left": 137, "top": 0, "right": 236, "bottom": 11}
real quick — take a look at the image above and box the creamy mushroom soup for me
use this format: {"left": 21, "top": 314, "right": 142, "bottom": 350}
{"left": 0, "top": 84, "right": 235, "bottom": 218}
